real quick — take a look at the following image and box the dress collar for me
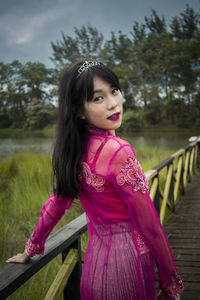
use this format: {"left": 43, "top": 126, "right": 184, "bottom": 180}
{"left": 87, "top": 125, "right": 114, "bottom": 136}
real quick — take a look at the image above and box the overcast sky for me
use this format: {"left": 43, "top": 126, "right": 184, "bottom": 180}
{"left": 0, "top": 0, "right": 199, "bottom": 68}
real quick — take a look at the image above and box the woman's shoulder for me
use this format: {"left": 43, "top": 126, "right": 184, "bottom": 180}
{"left": 107, "top": 134, "right": 129, "bottom": 147}
{"left": 104, "top": 135, "right": 135, "bottom": 158}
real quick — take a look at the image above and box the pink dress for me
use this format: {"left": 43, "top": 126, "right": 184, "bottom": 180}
{"left": 25, "top": 127, "right": 184, "bottom": 300}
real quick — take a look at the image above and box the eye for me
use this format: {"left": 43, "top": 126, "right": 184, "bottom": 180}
{"left": 93, "top": 96, "right": 103, "bottom": 102}
{"left": 112, "top": 88, "right": 119, "bottom": 95}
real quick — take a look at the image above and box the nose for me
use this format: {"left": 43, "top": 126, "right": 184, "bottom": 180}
{"left": 107, "top": 95, "right": 118, "bottom": 110}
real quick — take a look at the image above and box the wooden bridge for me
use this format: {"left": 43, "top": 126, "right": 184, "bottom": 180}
{"left": 0, "top": 138, "right": 199, "bottom": 299}
{"left": 164, "top": 170, "right": 200, "bottom": 299}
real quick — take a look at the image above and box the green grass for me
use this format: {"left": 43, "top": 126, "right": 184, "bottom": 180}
{"left": 0, "top": 153, "right": 84, "bottom": 299}
{"left": 0, "top": 146, "right": 178, "bottom": 299}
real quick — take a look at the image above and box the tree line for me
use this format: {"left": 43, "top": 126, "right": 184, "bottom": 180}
{"left": 0, "top": 4, "right": 199, "bottom": 130}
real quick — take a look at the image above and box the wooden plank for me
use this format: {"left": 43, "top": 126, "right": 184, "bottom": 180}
{"left": 153, "top": 157, "right": 174, "bottom": 172}
{"left": 170, "top": 245, "right": 200, "bottom": 250}
{"left": 176, "top": 266, "right": 200, "bottom": 273}
{"left": 44, "top": 249, "right": 79, "bottom": 300}
{"left": 166, "top": 221, "right": 200, "bottom": 225}
{"left": 168, "top": 238, "right": 200, "bottom": 242}
{"left": 172, "top": 247, "right": 200, "bottom": 253}
{"left": 180, "top": 274, "right": 200, "bottom": 282}
{"left": 171, "top": 149, "right": 185, "bottom": 158}
{"left": 175, "top": 261, "right": 200, "bottom": 267}
{"left": 182, "top": 282, "right": 200, "bottom": 290}
{"left": 174, "top": 255, "right": 200, "bottom": 261}
{"left": 167, "top": 239, "right": 200, "bottom": 243}
{"left": 165, "top": 225, "right": 200, "bottom": 230}
{"left": 160, "top": 164, "right": 173, "bottom": 224}
{"left": 164, "top": 171, "right": 200, "bottom": 297}
{"left": 0, "top": 213, "right": 87, "bottom": 299}
{"left": 166, "top": 234, "right": 198, "bottom": 239}
{"left": 145, "top": 169, "right": 157, "bottom": 180}
{"left": 149, "top": 177, "right": 158, "bottom": 202}
{"left": 181, "top": 291, "right": 200, "bottom": 299}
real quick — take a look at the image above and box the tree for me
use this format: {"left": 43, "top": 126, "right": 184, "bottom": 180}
{"left": 144, "top": 9, "right": 167, "bottom": 34}
{"left": 50, "top": 24, "right": 104, "bottom": 67}
{"left": 20, "top": 62, "right": 55, "bottom": 103}
{"left": 169, "top": 6, "right": 200, "bottom": 106}
{"left": 25, "top": 98, "right": 54, "bottom": 129}
{"left": 102, "top": 31, "right": 137, "bottom": 109}
{"left": 170, "top": 5, "right": 199, "bottom": 40}
{"left": 0, "top": 60, "right": 27, "bottom": 127}
{"left": 0, "top": 61, "right": 56, "bottom": 128}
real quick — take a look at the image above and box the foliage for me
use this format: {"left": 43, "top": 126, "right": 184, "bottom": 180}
{"left": 0, "top": 153, "right": 84, "bottom": 299}
{"left": 50, "top": 24, "right": 104, "bottom": 67}
{"left": 25, "top": 98, "right": 55, "bottom": 129}
{"left": 0, "top": 61, "right": 56, "bottom": 128}
{"left": 49, "top": 4, "right": 200, "bottom": 128}
{"left": 0, "top": 4, "right": 200, "bottom": 129}
{"left": 120, "top": 109, "right": 143, "bottom": 134}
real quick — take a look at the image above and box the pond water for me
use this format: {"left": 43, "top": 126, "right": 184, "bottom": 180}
{"left": 0, "top": 136, "right": 54, "bottom": 161}
{"left": 0, "top": 129, "right": 198, "bottom": 162}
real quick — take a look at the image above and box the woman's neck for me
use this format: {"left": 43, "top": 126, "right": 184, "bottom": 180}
{"left": 87, "top": 125, "right": 114, "bottom": 136}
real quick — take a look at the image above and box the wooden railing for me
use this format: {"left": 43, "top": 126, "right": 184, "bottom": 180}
{"left": 146, "top": 140, "right": 199, "bottom": 224}
{"left": 0, "top": 139, "right": 199, "bottom": 300}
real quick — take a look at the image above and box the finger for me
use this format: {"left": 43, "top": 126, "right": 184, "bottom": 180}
{"left": 6, "top": 258, "right": 19, "bottom": 263}
{"left": 6, "top": 255, "right": 22, "bottom": 263}
{"left": 6, "top": 259, "right": 23, "bottom": 263}
{"left": 6, "top": 256, "right": 18, "bottom": 262}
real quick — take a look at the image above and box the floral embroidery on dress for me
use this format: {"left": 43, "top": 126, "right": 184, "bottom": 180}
{"left": 79, "top": 162, "right": 105, "bottom": 192}
{"left": 162, "top": 271, "right": 184, "bottom": 300}
{"left": 25, "top": 236, "right": 44, "bottom": 256}
{"left": 116, "top": 156, "right": 149, "bottom": 194}
{"left": 133, "top": 229, "right": 150, "bottom": 255}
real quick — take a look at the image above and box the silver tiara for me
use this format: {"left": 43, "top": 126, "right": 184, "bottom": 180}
{"left": 77, "top": 60, "right": 101, "bottom": 78}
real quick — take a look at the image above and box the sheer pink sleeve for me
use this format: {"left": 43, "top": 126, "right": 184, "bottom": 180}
{"left": 109, "top": 144, "right": 184, "bottom": 300}
{"left": 25, "top": 193, "right": 73, "bottom": 257}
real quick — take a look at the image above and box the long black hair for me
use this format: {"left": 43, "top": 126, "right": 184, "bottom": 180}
{"left": 52, "top": 60, "right": 121, "bottom": 199}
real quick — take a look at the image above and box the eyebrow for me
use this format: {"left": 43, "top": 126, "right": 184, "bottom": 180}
{"left": 93, "top": 89, "right": 103, "bottom": 94}
{"left": 93, "top": 86, "right": 115, "bottom": 94}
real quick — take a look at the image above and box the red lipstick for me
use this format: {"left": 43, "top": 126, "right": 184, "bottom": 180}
{"left": 107, "top": 112, "right": 120, "bottom": 121}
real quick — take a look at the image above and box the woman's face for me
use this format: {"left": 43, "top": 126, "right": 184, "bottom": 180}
{"left": 83, "top": 76, "right": 123, "bottom": 131}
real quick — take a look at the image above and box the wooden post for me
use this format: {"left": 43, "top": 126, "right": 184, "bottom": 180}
{"left": 189, "top": 147, "right": 195, "bottom": 177}
{"left": 197, "top": 142, "right": 200, "bottom": 168}
{"left": 169, "top": 165, "right": 175, "bottom": 212}
{"left": 174, "top": 155, "right": 183, "bottom": 203}
{"left": 150, "top": 176, "right": 160, "bottom": 215}
{"left": 62, "top": 237, "right": 82, "bottom": 300}
{"left": 160, "top": 163, "right": 173, "bottom": 224}
{"left": 44, "top": 248, "right": 79, "bottom": 300}
{"left": 194, "top": 145, "right": 198, "bottom": 171}
{"left": 183, "top": 150, "right": 190, "bottom": 187}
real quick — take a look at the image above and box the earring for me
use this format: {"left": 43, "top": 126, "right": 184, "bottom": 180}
{"left": 80, "top": 115, "right": 86, "bottom": 120}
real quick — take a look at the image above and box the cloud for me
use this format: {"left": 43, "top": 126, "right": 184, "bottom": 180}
{"left": 3, "top": 8, "right": 65, "bottom": 46}
{"left": 0, "top": 0, "right": 199, "bottom": 67}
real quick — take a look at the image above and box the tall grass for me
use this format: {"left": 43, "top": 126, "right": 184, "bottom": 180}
{"left": 0, "top": 153, "right": 84, "bottom": 299}
{"left": 0, "top": 146, "right": 174, "bottom": 299}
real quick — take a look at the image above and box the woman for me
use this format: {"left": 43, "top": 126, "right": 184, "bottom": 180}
{"left": 6, "top": 60, "right": 184, "bottom": 300}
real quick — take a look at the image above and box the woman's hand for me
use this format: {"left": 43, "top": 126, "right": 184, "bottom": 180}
{"left": 156, "top": 290, "right": 170, "bottom": 300}
{"left": 6, "top": 251, "right": 30, "bottom": 264}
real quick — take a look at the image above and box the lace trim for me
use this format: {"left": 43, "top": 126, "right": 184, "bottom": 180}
{"left": 79, "top": 162, "right": 105, "bottom": 192}
{"left": 116, "top": 156, "right": 149, "bottom": 194}
{"left": 25, "top": 236, "right": 44, "bottom": 256}
{"left": 162, "top": 271, "right": 184, "bottom": 300}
